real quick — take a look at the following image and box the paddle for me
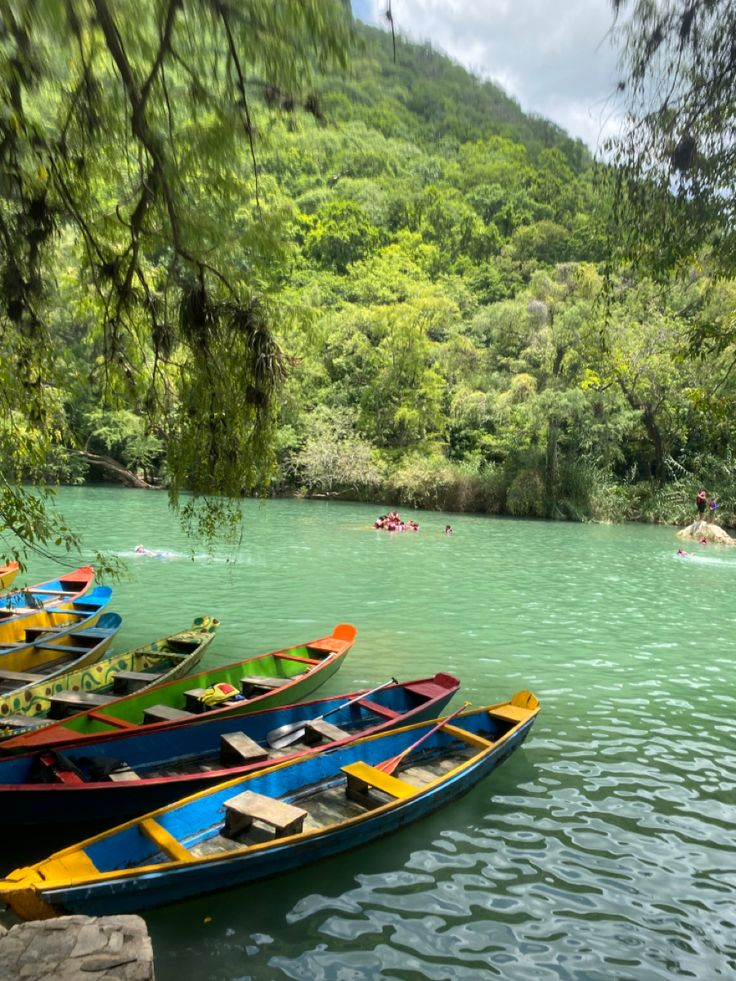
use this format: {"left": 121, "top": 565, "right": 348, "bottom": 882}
{"left": 376, "top": 701, "right": 472, "bottom": 776}
{"left": 266, "top": 678, "right": 399, "bottom": 749}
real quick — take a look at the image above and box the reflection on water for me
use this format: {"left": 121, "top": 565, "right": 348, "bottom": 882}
{"left": 3, "top": 488, "right": 736, "bottom": 979}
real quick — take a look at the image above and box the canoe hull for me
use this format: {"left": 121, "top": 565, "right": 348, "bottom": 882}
{"left": 1, "top": 700, "right": 538, "bottom": 918}
{"left": 0, "top": 563, "right": 19, "bottom": 592}
{"left": 0, "top": 624, "right": 356, "bottom": 754}
{"left": 0, "top": 675, "right": 458, "bottom": 827}
{"left": 0, "top": 618, "right": 218, "bottom": 741}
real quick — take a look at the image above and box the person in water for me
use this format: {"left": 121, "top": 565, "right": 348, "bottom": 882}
{"left": 677, "top": 548, "right": 689, "bottom": 557}
{"left": 445, "top": 525, "right": 453, "bottom": 535}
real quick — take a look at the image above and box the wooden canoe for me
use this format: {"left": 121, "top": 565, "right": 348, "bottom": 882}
{"left": 0, "top": 673, "right": 459, "bottom": 827}
{"left": 0, "top": 566, "right": 96, "bottom": 646}
{"left": 0, "top": 623, "right": 357, "bottom": 755}
{"left": 0, "top": 616, "right": 219, "bottom": 741}
{"left": 0, "top": 694, "right": 540, "bottom": 919}
{"left": 0, "top": 610, "right": 121, "bottom": 730}
{"left": 0, "top": 562, "right": 20, "bottom": 592}
{"left": 0, "top": 585, "right": 113, "bottom": 664}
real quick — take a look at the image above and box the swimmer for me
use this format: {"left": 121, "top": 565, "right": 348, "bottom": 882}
{"left": 677, "top": 548, "right": 689, "bottom": 557}
{"left": 699, "top": 536, "right": 708, "bottom": 545}
{"left": 445, "top": 525, "right": 453, "bottom": 535}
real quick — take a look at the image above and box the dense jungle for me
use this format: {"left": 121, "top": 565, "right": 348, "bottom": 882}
{"left": 2, "top": 4, "right": 736, "bottom": 563}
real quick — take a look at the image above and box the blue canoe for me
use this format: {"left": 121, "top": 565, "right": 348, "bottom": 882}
{"left": 0, "top": 673, "right": 459, "bottom": 828}
{"left": 0, "top": 565, "right": 95, "bottom": 614}
{"left": 0, "top": 693, "right": 540, "bottom": 919}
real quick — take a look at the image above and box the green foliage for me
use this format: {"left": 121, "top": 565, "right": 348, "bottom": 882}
{"left": 2, "top": 4, "right": 735, "bottom": 545}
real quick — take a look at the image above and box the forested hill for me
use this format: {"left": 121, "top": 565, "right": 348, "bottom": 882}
{"left": 3, "top": 9, "right": 733, "bottom": 538}
{"left": 255, "top": 24, "right": 733, "bottom": 527}
{"left": 322, "top": 25, "right": 591, "bottom": 171}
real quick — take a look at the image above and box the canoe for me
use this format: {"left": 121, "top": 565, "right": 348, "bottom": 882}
{"left": 0, "top": 562, "right": 20, "bottom": 592}
{"left": 0, "top": 673, "right": 459, "bottom": 827}
{"left": 0, "top": 616, "right": 220, "bottom": 742}
{"left": 0, "top": 566, "right": 96, "bottom": 646}
{"left": 0, "top": 585, "right": 114, "bottom": 663}
{"left": 0, "top": 693, "right": 540, "bottom": 919}
{"left": 0, "top": 565, "right": 94, "bottom": 612}
{"left": 0, "top": 623, "right": 357, "bottom": 755}
{"left": 0, "top": 609, "right": 121, "bottom": 726}
{"left": 0, "top": 585, "right": 113, "bottom": 675}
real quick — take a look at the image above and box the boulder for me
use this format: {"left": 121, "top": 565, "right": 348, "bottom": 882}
{"left": 677, "top": 520, "right": 735, "bottom": 545}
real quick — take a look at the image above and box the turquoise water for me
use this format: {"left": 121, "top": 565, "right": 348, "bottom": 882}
{"left": 3, "top": 487, "right": 736, "bottom": 979}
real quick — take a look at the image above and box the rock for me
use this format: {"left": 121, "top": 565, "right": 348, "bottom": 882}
{"left": 0, "top": 915, "right": 154, "bottom": 981}
{"left": 677, "top": 520, "right": 735, "bottom": 544}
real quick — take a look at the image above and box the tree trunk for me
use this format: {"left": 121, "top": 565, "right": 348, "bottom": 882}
{"left": 76, "top": 450, "right": 158, "bottom": 489}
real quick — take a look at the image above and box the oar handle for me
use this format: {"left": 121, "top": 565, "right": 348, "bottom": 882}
{"left": 319, "top": 677, "right": 399, "bottom": 721}
{"left": 378, "top": 700, "right": 472, "bottom": 774}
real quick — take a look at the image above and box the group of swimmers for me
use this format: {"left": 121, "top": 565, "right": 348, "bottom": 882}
{"left": 374, "top": 512, "right": 420, "bottom": 532}
{"left": 373, "top": 513, "right": 456, "bottom": 535}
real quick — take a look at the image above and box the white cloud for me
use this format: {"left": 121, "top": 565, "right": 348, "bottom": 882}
{"left": 354, "top": 0, "right": 623, "bottom": 152}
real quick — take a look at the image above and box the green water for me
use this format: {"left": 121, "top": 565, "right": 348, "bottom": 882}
{"left": 4, "top": 487, "right": 736, "bottom": 979}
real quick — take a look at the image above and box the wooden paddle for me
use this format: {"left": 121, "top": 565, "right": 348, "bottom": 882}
{"left": 376, "top": 701, "right": 472, "bottom": 776}
{"left": 266, "top": 678, "right": 399, "bottom": 749}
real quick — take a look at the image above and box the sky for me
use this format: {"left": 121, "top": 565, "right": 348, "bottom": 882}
{"left": 351, "top": 0, "right": 623, "bottom": 152}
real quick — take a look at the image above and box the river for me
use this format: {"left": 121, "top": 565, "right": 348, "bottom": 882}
{"left": 2, "top": 487, "right": 735, "bottom": 979}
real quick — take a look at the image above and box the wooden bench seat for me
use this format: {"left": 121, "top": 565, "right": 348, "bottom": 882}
{"left": 303, "top": 718, "right": 351, "bottom": 746}
{"left": 108, "top": 765, "right": 142, "bottom": 782}
{"left": 354, "top": 698, "right": 400, "bottom": 720}
{"left": 23, "top": 627, "right": 62, "bottom": 642}
{"left": 183, "top": 688, "right": 207, "bottom": 713}
{"left": 341, "top": 761, "right": 417, "bottom": 807}
{"left": 0, "top": 669, "right": 46, "bottom": 685}
{"left": 34, "top": 643, "right": 96, "bottom": 655}
{"left": 47, "top": 691, "right": 116, "bottom": 719}
{"left": 220, "top": 731, "right": 269, "bottom": 765}
{"left": 240, "top": 675, "right": 290, "bottom": 697}
{"left": 140, "top": 817, "right": 192, "bottom": 862}
{"left": 0, "top": 713, "right": 49, "bottom": 730}
{"left": 112, "top": 669, "right": 165, "bottom": 695}
{"left": 142, "top": 704, "right": 196, "bottom": 724}
{"left": 223, "top": 790, "right": 307, "bottom": 839}
{"left": 489, "top": 704, "right": 534, "bottom": 723}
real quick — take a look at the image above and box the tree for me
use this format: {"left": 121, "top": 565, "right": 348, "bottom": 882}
{"left": 0, "top": 0, "right": 352, "bottom": 560}
{"left": 610, "top": 1, "right": 736, "bottom": 278}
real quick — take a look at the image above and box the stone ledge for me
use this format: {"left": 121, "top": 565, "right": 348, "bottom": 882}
{"left": 0, "top": 914, "right": 154, "bottom": 981}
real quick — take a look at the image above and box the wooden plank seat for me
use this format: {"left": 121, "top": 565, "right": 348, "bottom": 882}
{"left": 489, "top": 704, "right": 534, "bottom": 723}
{"left": 112, "top": 670, "right": 165, "bottom": 695}
{"left": 306, "top": 639, "right": 341, "bottom": 654}
{"left": 107, "top": 765, "right": 142, "bottom": 782}
{"left": 0, "top": 713, "right": 49, "bottom": 730}
{"left": 140, "top": 817, "right": 192, "bottom": 862}
{"left": 47, "top": 691, "right": 116, "bottom": 719}
{"left": 34, "top": 643, "right": 97, "bottom": 655}
{"left": 220, "top": 731, "right": 269, "bottom": 765}
{"left": 142, "top": 704, "right": 196, "bottom": 724}
{"left": 223, "top": 790, "right": 307, "bottom": 839}
{"left": 39, "top": 751, "right": 85, "bottom": 785}
{"left": 0, "top": 669, "right": 46, "bottom": 685}
{"left": 183, "top": 688, "right": 207, "bottom": 713}
{"left": 354, "top": 698, "right": 400, "bottom": 720}
{"left": 23, "top": 627, "right": 62, "bottom": 641}
{"left": 341, "top": 761, "right": 417, "bottom": 807}
{"left": 303, "top": 718, "right": 351, "bottom": 746}
{"left": 240, "top": 675, "right": 290, "bottom": 697}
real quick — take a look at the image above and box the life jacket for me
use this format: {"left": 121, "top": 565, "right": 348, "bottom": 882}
{"left": 200, "top": 682, "right": 239, "bottom": 708}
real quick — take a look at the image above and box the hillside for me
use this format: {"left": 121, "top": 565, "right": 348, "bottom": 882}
{"left": 2, "top": 6, "right": 734, "bottom": 540}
